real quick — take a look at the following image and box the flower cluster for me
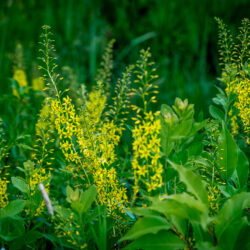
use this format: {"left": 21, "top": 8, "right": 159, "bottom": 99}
{"left": 208, "top": 185, "right": 220, "bottom": 215}
{"left": 130, "top": 48, "right": 159, "bottom": 117}
{"left": 94, "top": 167, "right": 127, "bottom": 214}
{"left": 132, "top": 111, "right": 162, "bottom": 198}
{"left": 32, "top": 98, "right": 55, "bottom": 170}
{"left": 27, "top": 168, "right": 50, "bottom": 216}
{"left": 0, "top": 178, "right": 9, "bottom": 209}
{"left": 85, "top": 90, "right": 107, "bottom": 126}
{"left": 54, "top": 211, "right": 87, "bottom": 249}
{"left": 51, "top": 94, "right": 128, "bottom": 214}
{"left": 216, "top": 18, "right": 249, "bottom": 143}
{"left": 32, "top": 77, "right": 44, "bottom": 91}
{"left": 13, "top": 69, "right": 28, "bottom": 88}
{"left": 51, "top": 96, "right": 81, "bottom": 163}
{"left": 226, "top": 78, "right": 250, "bottom": 141}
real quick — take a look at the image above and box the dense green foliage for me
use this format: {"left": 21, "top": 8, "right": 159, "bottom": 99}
{"left": 1, "top": 0, "right": 249, "bottom": 112}
{"left": 0, "top": 2, "right": 249, "bottom": 250}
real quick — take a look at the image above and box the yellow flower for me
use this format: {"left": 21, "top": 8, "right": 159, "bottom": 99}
{"left": 51, "top": 94, "right": 127, "bottom": 215}
{"left": 13, "top": 69, "right": 28, "bottom": 88}
{"left": 0, "top": 178, "right": 9, "bottom": 209}
{"left": 32, "top": 77, "right": 44, "bottom": 91}
{"left": 26, "top": 168, "right": 50, "bottom": 216}
{"left": 132, "top": 112, "right": 162, "bottom": 198}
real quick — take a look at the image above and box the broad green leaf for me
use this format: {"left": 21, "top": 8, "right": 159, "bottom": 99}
{"left": 193, "top": 224, "right": 214, "bottom": 246}
{"left": 0, "top": 217, "right": 25, "bottom": 241}
{"left": 150, "top": 198, "right": 204, "bottom": 225}
{"left": 131, "top": 207, "right": 160, "bottom": 217}
{"left": 79, "top": 185, "right": 97, "bottom": 212}
{"left": 0, "top": 200, "right": 26, "bottom": 218}
{"left": 195, "top": 241, "right": 218, "bottom": 250}
{"left": 72, "top": 185, "right": 97, "bottom": 214}
{"left": 215, "top": 192, "right": 250, "bottom": 249}
{"left": 168, "top": 160, "right": 208, "bottom": 206}
{"left": 160, "top": 115, "right": 174, "bottom": 156}
{"left": 11, "top": 177, "right": 29, "bottom": 193}
{"left": 124, "top": 230, "right": 186, "bottom": 250}
{"left": 66, "top": 185, "right": 79, "bottom": 203}
{"left": 120, "top": 216, "right": 171, "bottom": 242}
{"left": 216, "top": 121, "right": 238, "bottom": 180}
{"left": 10, "top": 230, "right": 42, "bottom": 249}
{"left": 209, "top": 105, "right": 224, "bottom": 122}
{"left": 168, "top": 215, "right": 187, "bottom": 237}
{"left": 217, "top": 217, "right": 249, "bottom": 250}
{"left": 234, "top": 219, "right": 250, "bottom": 250}
{"left": 236, "top": 149, "right": 249, "bottom": 188}
{"left": 150, "top": 193, "right": 209, "bottom": 229}
{"left": 66, "top": 185, "right": 74, "bottom": 197}
{"left": 171, "top": 119, "right": 193, "bottom": 139}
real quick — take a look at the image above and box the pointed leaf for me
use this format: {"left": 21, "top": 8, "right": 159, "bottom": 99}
{"left": 72, "top": 185, "right": 97, "bottom": 214}
{"left": 215, "top": 192, "right": 250, "bottom": 249}
{"left": 168, "top": 161, "right": 208, "bottom": 206}
{"left": 11, "top": 177, "right": 29, "bottom": 194}
{"left": 236, "top": 149, "right": 249, "bottom": 188}
{"left": 120, "top": 216, "right": 171, "bottom": 242}
{"left": 209, "top": 105, "right": 224, "bottom": 122}
{"left": 216, "top": 122, "right": 238, "bottom": 180}
{"left": 0, "top": 200, "right": 26, "bottom": 218}
{"left": 150, "top": 194, "right": 208, "bottom": 228}
{"left": 124, "top": 230, "right": 186, "bottom": 250}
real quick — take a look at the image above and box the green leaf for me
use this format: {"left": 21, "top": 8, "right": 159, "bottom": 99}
{"left": 195, "top": 241, "right": 218, "bottom": 250}
{"left": 193, "top": 224, "right": 214, "bottom": 246}
{"left": 160, "top": 115, "right": 174, "bottom": 156}
{"left": 120, "top": 216, "right": 171, "bottom": 242}
{"left": 171, "top": 119, "right": 193, "bottom": 139}
{"left": 168, "top": 215, "right": 187, "bottom": 237}
{"left": 66, "top": 185, "right": 74, "bottom": 197}
{"left": 236, "top": 149, "right": 249, "bottom": 188}
{"left": 209, "top": 105, "right": 224, "bottom": 122}
{"left": 10, "top": 230, "right": 43, "bottom": 249}
{"left": 124, "top": 230, "right": 186, "bottom": 250}
{"left": 0, "top": 200, "right": 26, "bottom": 218}
{"left": 0, "top": 217, "right": 25, "bottom": 241}
{"left": 72, "top": 185, "right": 97, "bottom": 214}
{"left": 24, "top": 230, "right": 43, "bottom": 244}
{"left": 11, "top": 177, "right": 29, "bottom": 193}
{"left": 216, "top": 121, "right": 238, "bottom": 180}
{"left": 66, "top": 185, "right": 79, "bottom": 203}
{"left": 168, "top": 160, "right": 208, "bottom": 206}
{"left": 215, "top": 192, "right": 250, "bottom": 250}
{"left": 131, "top": 207, "right": 160, "bottom": 217}
{"left": 150, "top": 194, "right": 208, "bottom": 228}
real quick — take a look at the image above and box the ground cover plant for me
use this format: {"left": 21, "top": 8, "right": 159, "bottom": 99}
{"left": 0, "top": 18, "right": 249, "bottom": 250}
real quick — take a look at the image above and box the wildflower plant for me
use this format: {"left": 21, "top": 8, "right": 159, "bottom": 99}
{"left": 0, "top": 19, "right": 249, "bottom": 250}
{"left": 215, "top": 17, "right": 250, "bottom": 144}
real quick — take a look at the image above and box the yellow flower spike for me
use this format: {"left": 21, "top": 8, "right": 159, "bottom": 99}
{"left": 132, "top": 111, "right": 162, "bottom": 199}
{"left": 32, "top": 77, "right": 44, "bottom": 91}
{"left": 13, "top": 69, "right": 28, "bottom": 88}
{"left": 0, "top": 178, "right": 9, "bottom": 209}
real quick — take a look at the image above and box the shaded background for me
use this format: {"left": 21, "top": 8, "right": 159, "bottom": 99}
{"left": 0, "top": 0, "right": 249, "bottom": 114}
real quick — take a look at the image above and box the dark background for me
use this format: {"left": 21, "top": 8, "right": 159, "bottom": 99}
{"left": 0, "top": 0, "right": 249, "bottom": 114}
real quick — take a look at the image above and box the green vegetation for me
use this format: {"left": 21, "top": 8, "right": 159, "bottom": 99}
{"left": 0, "top": 2, "right": 249, "bottom": 249}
